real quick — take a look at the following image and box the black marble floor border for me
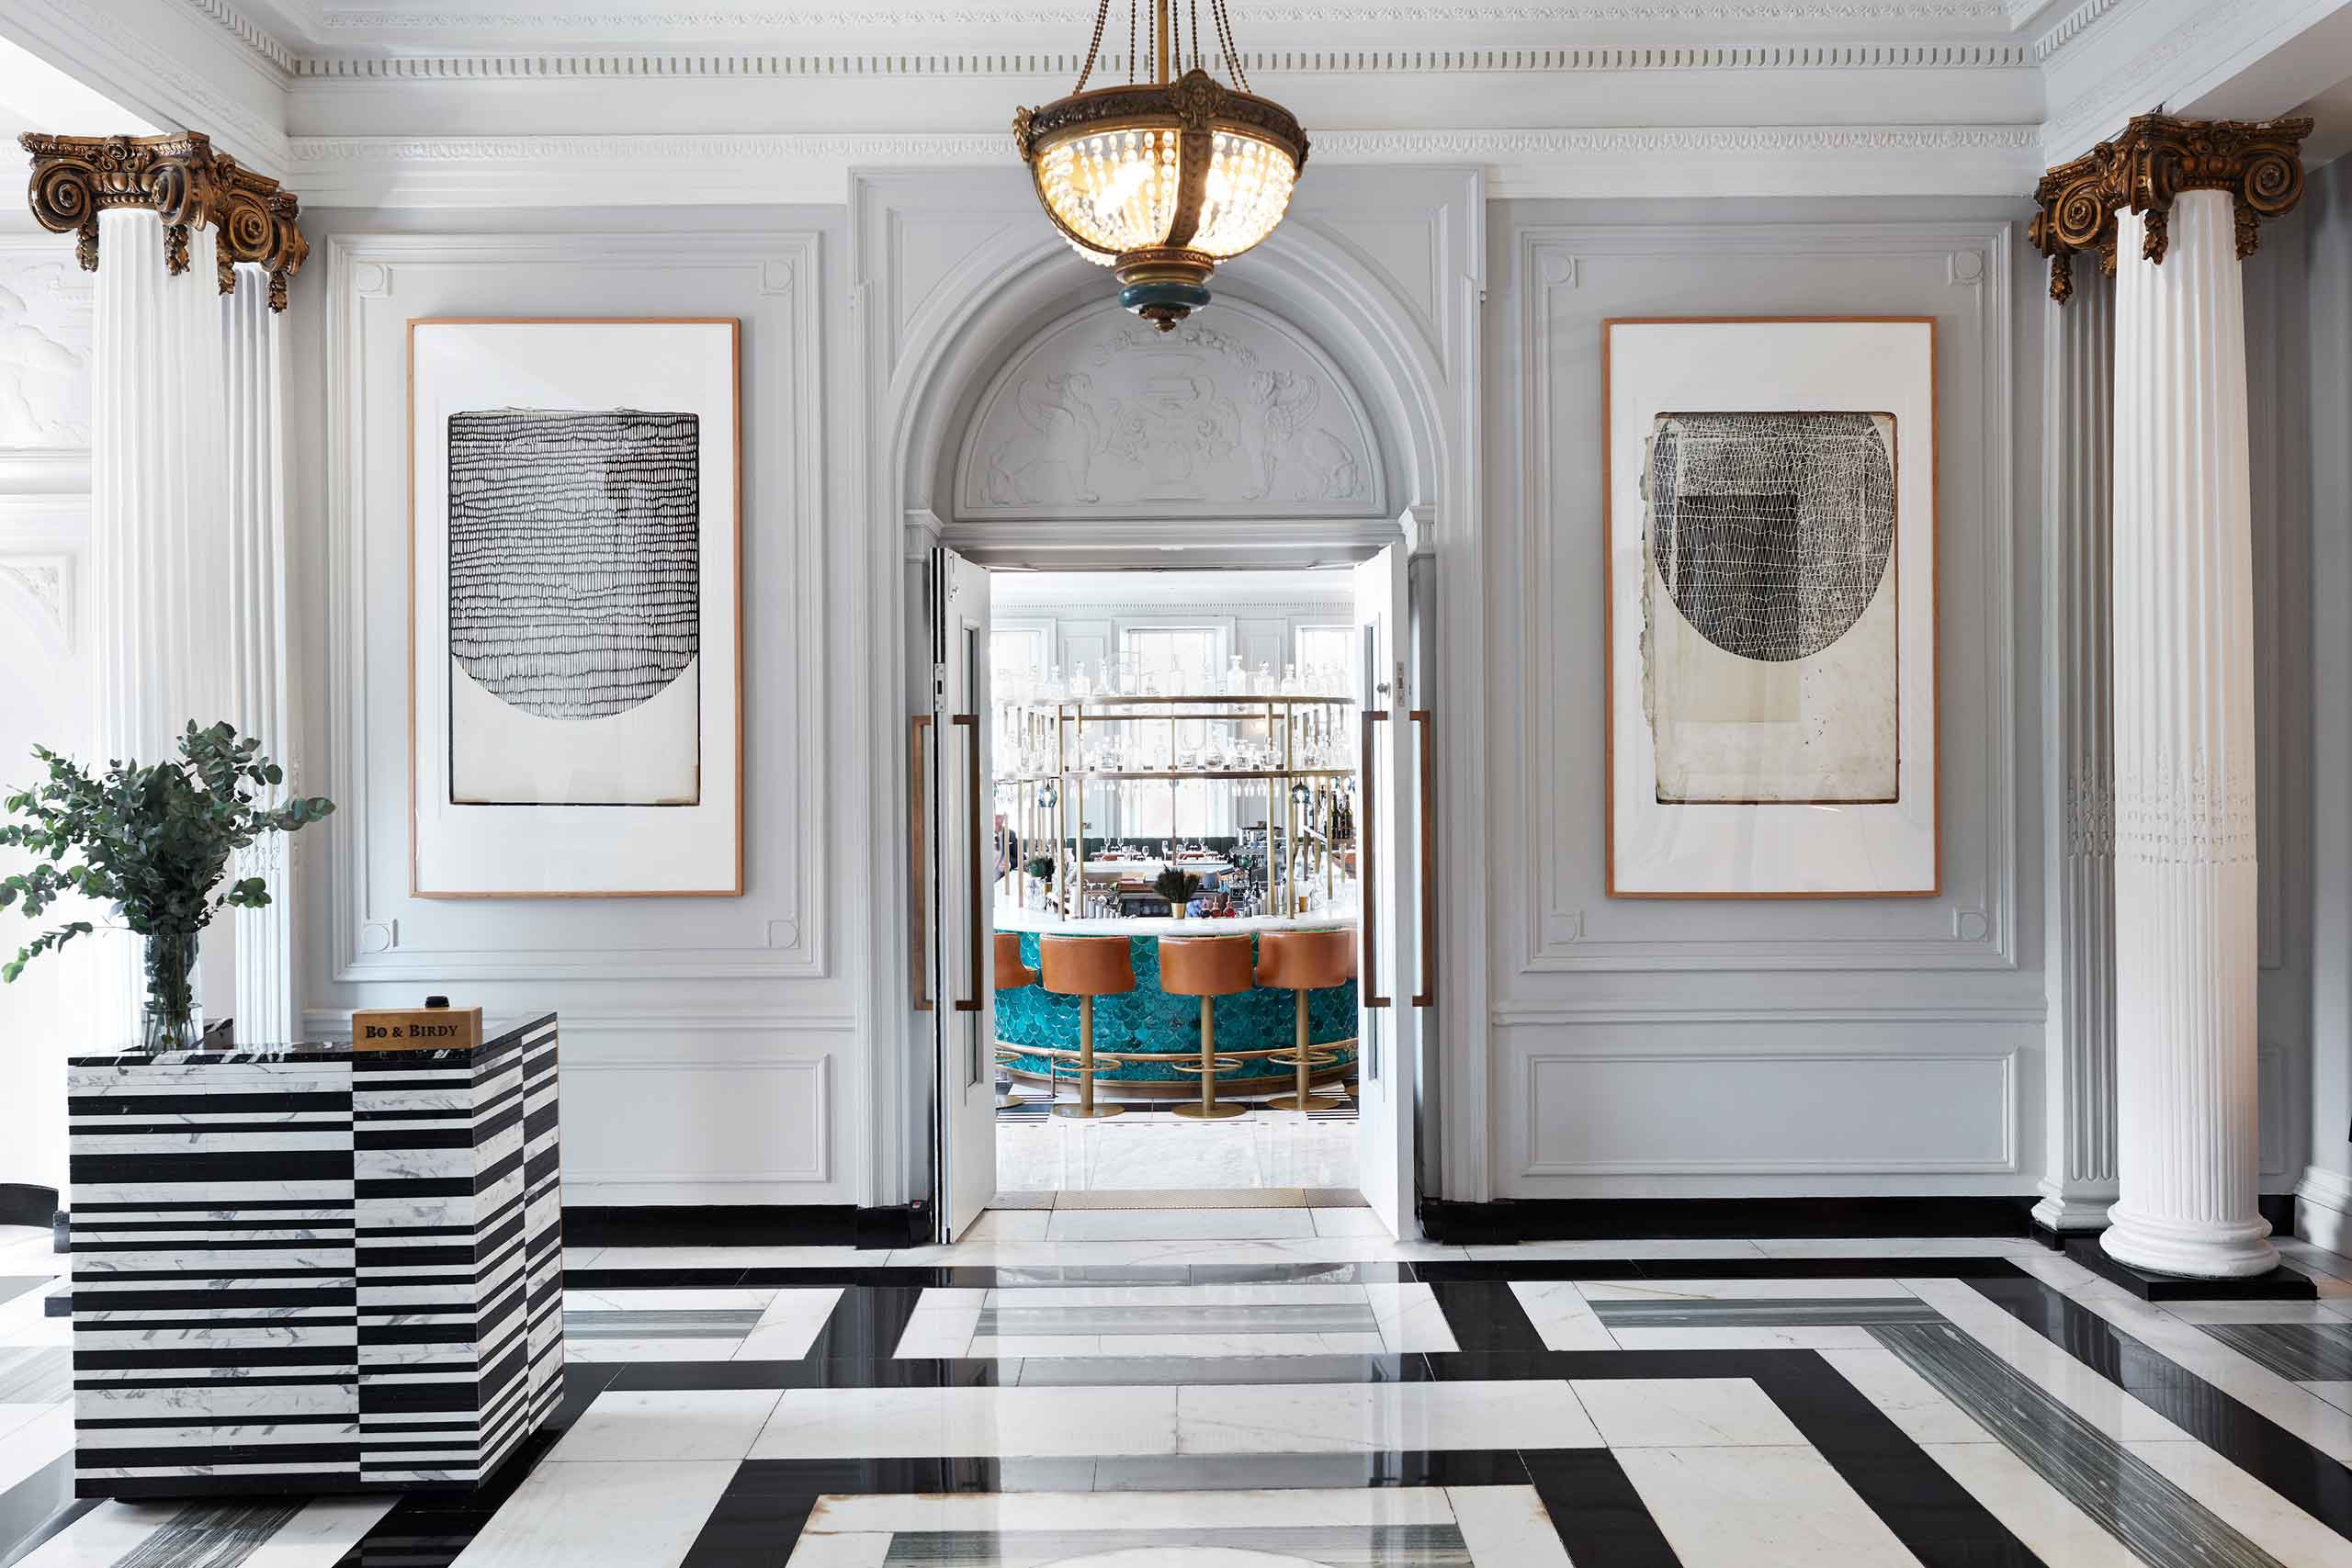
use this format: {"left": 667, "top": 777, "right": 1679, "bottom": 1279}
{"left": 1964, "top": 1272, "right": 2352, "bottom": 1544}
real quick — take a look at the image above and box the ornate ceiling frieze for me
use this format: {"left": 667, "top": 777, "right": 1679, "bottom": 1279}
{"left": 306, "top": 3, "right": 2012, "bottom": 28}
{"left": 18, "top": 132, "right": 310, "bottom": 310}
{"left": 284, "top": 40, "right": 2030, "bottom": 77}
{"left": 2028, "top": 113, "right": 2312, "bottom": 303}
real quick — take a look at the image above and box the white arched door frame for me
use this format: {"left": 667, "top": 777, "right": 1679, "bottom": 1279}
{"left": 852, "top": 164, "right": 1489, "bottom": 1231}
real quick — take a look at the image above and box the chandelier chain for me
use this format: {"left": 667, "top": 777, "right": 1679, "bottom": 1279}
{"left": 1073, "top": 0, "right": 1113, "bottom": 93}
{"left": 1211, "top": 0, "right": 1249, "bottom": 90}
{"left": 1189, "top": 0, "right": 1202, "bottom": 71}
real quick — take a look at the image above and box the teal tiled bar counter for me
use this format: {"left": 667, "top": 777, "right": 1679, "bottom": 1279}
{"left": 993, "top": 917, "right": 1359, "bottom": 1100}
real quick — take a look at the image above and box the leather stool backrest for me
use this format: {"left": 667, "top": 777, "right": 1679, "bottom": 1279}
{"left": 1158, "top": 933, "right": 1256, "bottom": 997}
{"left": 1256, "top": 926, "right": 1355, "bottom": 991}
{"left": 1039, "top": 935, "right": 1137, "bottom": 997}
{"left": 994, "top": 931, "right": 1039, "bottom": 990}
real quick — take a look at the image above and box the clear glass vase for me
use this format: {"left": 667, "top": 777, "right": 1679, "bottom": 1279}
{"left": 141, "top": 931, "right": 202, "bottom": 1051}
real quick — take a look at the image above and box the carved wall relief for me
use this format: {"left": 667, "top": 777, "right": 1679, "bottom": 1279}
{"left": 957, "top": 303, "right": 1382, "bottom": 520}
{"left": 0, "top": 246, "right": 93, "bottom": 450}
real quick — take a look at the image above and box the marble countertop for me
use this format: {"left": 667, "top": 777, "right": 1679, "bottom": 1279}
{"left": 994, "top": 907, "right": 1358, "bottom": 936}
{"left": 66, "top": 1011, "right": 555, "bottom": 1066}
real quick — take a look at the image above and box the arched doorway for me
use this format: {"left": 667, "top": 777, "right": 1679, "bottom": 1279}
{"left": 852, "top": 165, "right": 1486, "bottom": 1242}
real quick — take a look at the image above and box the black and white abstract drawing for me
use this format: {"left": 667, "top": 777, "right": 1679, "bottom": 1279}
{"left": 1639, "top": 410, "right": 1899, "bottom": 806}
{"left": 1602, "top": 316, "right": 1935, "bottom": 897}
{"left": 447, "top": 407, "right": 703, "bottom": 807}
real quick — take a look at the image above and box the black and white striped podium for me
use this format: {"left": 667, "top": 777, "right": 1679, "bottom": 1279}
{"left": 63, "top": 1013, "right": 563, "bottom": 1498}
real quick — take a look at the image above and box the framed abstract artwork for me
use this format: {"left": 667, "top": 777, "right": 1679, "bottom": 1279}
{"left": 409, "top": 318, "right": 742, "bottom": 897}
{"left": 1602, "top": 317, "right": 1937, "bottom": 897}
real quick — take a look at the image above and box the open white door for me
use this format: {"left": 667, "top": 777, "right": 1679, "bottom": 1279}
{"left": 929, "top": 547, "right": 996, "bottom": 1240}
{"left": 1354, "top": 543, "right": 1420, "bottom": 1235}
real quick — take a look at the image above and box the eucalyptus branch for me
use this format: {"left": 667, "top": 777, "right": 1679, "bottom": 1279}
{"left": 0, "top": 720, "right": 334, "bottom": 985}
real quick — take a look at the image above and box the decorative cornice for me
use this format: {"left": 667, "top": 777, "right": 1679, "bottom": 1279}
{"left": 18, "top": 131, "right": 309, "bottom": 309}
{"left": 306, "top": 3, "right": 2009, "bottom": 28}
{"left": 2029, "top": 113, "right": 2312, "bottom": 302}
{"left": 2039, "top": 0, "right": 2267, "bottom": 163}
{"left": 2028, "top": 0, "right": 2121, "bottom": 62}
{"left": 285, "top": 41, "right": 2030, "bottom": 79}
{"left": 177, "top": 0, "right": 297, "bottom": 74}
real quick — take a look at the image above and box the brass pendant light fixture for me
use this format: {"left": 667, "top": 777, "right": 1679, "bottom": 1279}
{"left": 1013, "top": 0, "right": 1307, "bottom": 332}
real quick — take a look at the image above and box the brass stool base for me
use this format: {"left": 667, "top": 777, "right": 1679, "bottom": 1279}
{"left": 1050, "top": 1103, "right": 1125, "bottom": 1119}
{"left": 1264, "top": 1092, "right": 1340, "bottom": 1112}
{"left": 1170, "top": 1100, "right": 1248, "bottom": 1119}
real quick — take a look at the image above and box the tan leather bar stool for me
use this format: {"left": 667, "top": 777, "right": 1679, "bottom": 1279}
{"left": 1259, "top": 927, "right": 1355, "bottom": 1113}
{"left": 1039, "top": 935, "right": 1132, "bottom": 1120}
{"left": 1159, "top": 933, "right": 1254, "bottom": 1121}
{"left": 993, "top": 933, "right": 1040, "bottom": 1109}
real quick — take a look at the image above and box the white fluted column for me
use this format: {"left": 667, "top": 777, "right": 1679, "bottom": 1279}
{"left": 87, "top": 210, "right": 232, "bottom": 1044}
{"left": 223, "top": 262, "right": 294, "bottom": 1043}
{"left": 2036, "top": 268, "right": 2120, "bottom": 1236}
{"left": 2103, "top": 190, "right": 2273, "bottom": 1278}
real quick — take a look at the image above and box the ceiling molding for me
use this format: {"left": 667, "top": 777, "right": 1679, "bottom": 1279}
{"left": 300, "top": 2, "right": 2014, "bottom": 29}
{"left": 2028, "top": 0, "right": 2127, "bottom": 62}
{"left": 2036, "top": 0, "right": 2329, "bottom": 160}
{"left": 6, "top": 0, "right": 290, "bottom": 175}
{"left": 283, "top": 41, "right": 2031, "bottom": 78}
{"left": 179, "top": 0, "right": 297, "bottom": 75}
{"left": 288, "top": 122, "right": 2040, "bottom": 206}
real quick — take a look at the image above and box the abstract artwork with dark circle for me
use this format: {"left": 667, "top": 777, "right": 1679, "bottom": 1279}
{"left": 1645, "top": 411, "right": 1894, "bottom": 663}
{"left": 447, "top": 408, "right": 701, "bottom": 719}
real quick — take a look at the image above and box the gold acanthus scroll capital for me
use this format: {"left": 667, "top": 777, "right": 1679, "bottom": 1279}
{"left": 18, "top": 130, "right": 308, "bottom": 310}
{"left": 2029, "top": 113, "right": 2313, "bottom": 304}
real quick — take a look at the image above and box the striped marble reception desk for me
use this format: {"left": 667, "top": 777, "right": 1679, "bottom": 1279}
{"left": 63, "top": 1013, "right": 563, "bottom": 1498}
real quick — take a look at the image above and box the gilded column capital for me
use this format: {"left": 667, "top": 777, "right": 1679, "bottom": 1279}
{"left": 18, "top": 131, "right": 307, "bottom": 311}
{"left": 2029, "top": 113, "right": 2313, "bottom": 304}
{"left": 215, "top": 157, "right": 309, "bottom": 312}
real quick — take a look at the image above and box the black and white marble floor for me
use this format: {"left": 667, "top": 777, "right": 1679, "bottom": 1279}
{"left": 14, "top": 1216, "right": 2352, "bottom": 1564}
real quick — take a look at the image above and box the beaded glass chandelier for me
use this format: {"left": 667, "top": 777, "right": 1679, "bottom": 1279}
{"left": 1013, "top": 0, "right": 1307, "bottom": 332}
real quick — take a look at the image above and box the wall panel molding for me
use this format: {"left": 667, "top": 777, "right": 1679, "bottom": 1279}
{"left": 1521, "top": 1048, "right": 2018, "bottom": 1176}
{"left": 320, "top": 229, "right": 828, "bottom": 985}
{"left": 1511, "top": 219, "right": 2018, "bottom": 974}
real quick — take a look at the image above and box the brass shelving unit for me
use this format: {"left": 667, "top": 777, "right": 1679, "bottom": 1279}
{"left": 998, "top": 693, "right": 1358, "bottom": 921}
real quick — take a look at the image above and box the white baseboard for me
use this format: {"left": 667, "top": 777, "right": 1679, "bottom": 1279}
{"left": 2295, "top": 1165, "right": 2352, "bottom": 1254}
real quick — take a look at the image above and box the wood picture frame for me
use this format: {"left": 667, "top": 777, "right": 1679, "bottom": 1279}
{"left": 1601, "top": 316, "right": 1939, "bottom": 898}
{"left": 407, "top": 317, "right": 744, "bottom": 898}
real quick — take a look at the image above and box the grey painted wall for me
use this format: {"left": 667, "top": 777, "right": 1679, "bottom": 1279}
{"left": 255, "top": 186, "right": 2325, "bottom": 1212}
{"left": 280, "top": 204, "right": 864, "bottom": 1208}
{"left": 2295, "top": 154, "right": 2352, "bottom": 1246}
{"left": 1482, "top": 196, "right": 2055, "bottom": 1197}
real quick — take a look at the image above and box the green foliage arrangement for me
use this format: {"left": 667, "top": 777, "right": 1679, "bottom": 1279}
{"left": 0, "top": 722, "right": 334, "bottom": 1043}
{"left": 1024, "top": 853, "right": 1057, "bottom": 882}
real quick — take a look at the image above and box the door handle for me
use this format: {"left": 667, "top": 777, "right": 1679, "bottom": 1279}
{"left": 953, "top": 713, "right": 983, "bottom": 1014}
{"left": 1410, "top": 709, "right": 1434, "bottom": 1010}
{"left": 909, "top": 715, "right": 932, "bottom": 1013}
{"left": 1362, "top": 708, "right": 1389, "bottom": 1010}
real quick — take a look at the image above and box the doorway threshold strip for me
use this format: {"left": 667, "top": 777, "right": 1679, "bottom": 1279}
{"left": 1870, "top": 1319, "right": 2290, "bottom": 1568}
{"left": 892, "top": 1282, "right": 1460, "bottom": 1359}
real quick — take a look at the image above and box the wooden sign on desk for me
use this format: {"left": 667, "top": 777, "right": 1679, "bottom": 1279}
{"left": 352, "top": 1006, "right": 482, "bottom": 1052}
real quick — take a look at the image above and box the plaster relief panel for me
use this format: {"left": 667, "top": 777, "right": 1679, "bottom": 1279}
{"left": 958, "top": 302, "right": 1383, "bottom": 522}
{"left": 0, "top": 243, "right": 92, "bottom": 451}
